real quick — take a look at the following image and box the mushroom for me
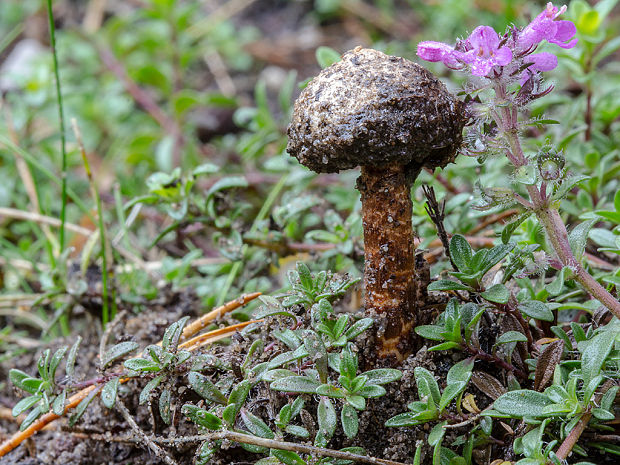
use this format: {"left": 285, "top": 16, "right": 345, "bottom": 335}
{"left": 287, "top": 47, "right": 465, "bottom": 362}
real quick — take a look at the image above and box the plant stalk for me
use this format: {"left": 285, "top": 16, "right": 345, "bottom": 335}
{"left": 357, "top": 164, "right": 417, "bottom": 361}
{"left": 495, "top": 86, "right": 620, "bottom": 320}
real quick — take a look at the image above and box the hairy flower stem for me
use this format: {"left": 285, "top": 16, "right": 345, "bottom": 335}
{"left": 495, "top": 86, "right": 620, "bottom": 320}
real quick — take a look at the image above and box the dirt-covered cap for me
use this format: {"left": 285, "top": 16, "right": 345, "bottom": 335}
{"left": 287, "top": 47, "right": 465, "bottom": 175}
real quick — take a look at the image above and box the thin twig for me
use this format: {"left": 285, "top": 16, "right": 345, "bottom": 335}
{"left": 115, "top": 400, "right": 178, "bottom": 465}
{"left": 179, "top": 292, "right": 261, "bottom": 341}
{"left": 468, "top": 209, "right": 519, "bottom": 235}
{"left": 423, "top": 185, "right": 457, "bottom": 271}
{"left": 175, "top": 431, "right": 410, "bottom": 465}
{"left": 0, "top": 207, "right": 92, "bottom": 236}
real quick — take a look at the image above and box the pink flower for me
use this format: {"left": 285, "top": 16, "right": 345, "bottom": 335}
{"left": 417, "top": 26, "right": 512, "bottom": 77}
{"left": 518, "top": 3, "right": 577, "bottom": 50}
{"left": 519, "top": 52, "right": 558, "bottom": 84}
{"left": 459, "top": 26, "right": 513, "bottom": 76}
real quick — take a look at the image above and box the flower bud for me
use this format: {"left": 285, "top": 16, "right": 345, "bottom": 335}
{"left": 536, "top": 146, "right": 565, "bottom": 181}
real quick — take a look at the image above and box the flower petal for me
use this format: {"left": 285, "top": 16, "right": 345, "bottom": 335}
{"left": 526, "top": 52, "right": 558, "bottom": 72}
{"left": 554, "top": 19, "right": 576, "bottom": 41}
{"left": 417, "top": 41, "right": 459, "bottom": 66}
{"left": 494, "top": 46, "right": 513, "bottom": 66}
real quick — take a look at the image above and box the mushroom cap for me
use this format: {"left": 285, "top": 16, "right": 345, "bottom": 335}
{"left": 287, "top": 47, "right": 465, "bottom": 175}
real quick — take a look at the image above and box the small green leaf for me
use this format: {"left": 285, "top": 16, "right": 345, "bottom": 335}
{"left": 343, "top": 318, "right": 373, "bottom": 341}
{"left": 547, "top": 267, "right": 569, "bottom": 296}
{"left": 271, "top": 449, "right": 307, "bottom": 465}
{"left": 69, "top": 386, "right": 100, "bottom": 427}
{"left": 481, "top": 284, "right": 510, "bottom": 304}
{"left": 439, "top": 382, "right": 466, "bottom": 412}
{"left": 9, "top": 369, "right": 31, "bottom": 392}
{"left": 341, "top": 403, "right": 359, "bottom": 439}
{"left": 124, "top": 358, "right": 161, "bottom": 372}
{"left": 346, "top": 395, "right": 366, "bottom": 411}
{"left": 226, "top": 379, "right": 252, "bottom": 422}
{"left": 569, "top": 220, "right": 597, "bottom": 261}
{"left": 515, "top": 164, "right": 537, "bottom": 185}
{"left": 450, "top": 235, "right": 473, "bottom": 272}
{"left": 196, "top": 441, "right": 220, "bottom": 465}
{"left": 296, "top": 262, "right": 313, "bottom": 290}
{"left": 357, "top": 385, "right": 386, "bottom": 398}
{"left": 580, "top": 329, "right": 615, "bottom": 386}
{"left": 52, "top": 390, "right": 67, "bottom": 416}
{"left": 339, "top": 346, "right": 358, "bottom": 380}
{"left": 285, "top": 425, "right": 309, "bottom": 438}
{"left": 551, "top": 175, "right": 589, "bottom": 203}
{"left": 267, "top": 346, "right": 309, "bottom": 369}
{"left": 304, "top": 330, "right": 328, "bottom": 382}
{"left": 315, "top": 397, "right": 337, "bottom": 447}
{"left": 493, "top": 390, "right": 553, "bottom": 418}
{"left": 428, "top": 421, "right": 447, "bottom": 446}
{"left": 182, "top": 404, "right": 222, "bottom": 430}
{"left": 270, "top": 376, "right": 320, "bottom": 394}
{"left": 414, "top": 368, "right": 441, "bottom": 406}
{"left": 495, "top": 331, "right": 528, "bottom": 345}
{"left": 428, "top": 341, "right": 461, "bottom": 351}
{"left": 262, "top": 369, "right": 297, "bottom": 382}
{"left": 518, "top": 300, "right": 554, "bottom": 322}
{"left": 316, "top": 384, "right": 346, "bottom": 398}
{"left": 139, "top": 374, "right": 163, "bottom": 405}
{"left": 222, "top": 404, "right": 237, "bottom": 426}
{"left": 592, "top": 407, "right": 615, "bottom": 421}
{"left": 19, "top": 405, "right": 43, "bottom": 431}
{"left": 49, "top": 346, "right": 68, "bottom": 381}
{"left": 188, "top": 372, "right": 227, "bottom": 405}
{"left": 12, "top": 395, "right": 41, "bottom": 417}
{"left": 427, "top": 280, "right": 474, "bottom": 292}
{"left": 502, "top": 212, "right": 532, "bottom": 244}
{"left": 162, "top": 316, "right": 190, "bottom": 351}
{"left": 102, "top": 342, "right": 140, "bottom": 369}
{"left": 361, "top": 368, "right": 402, "bottom": 385}
{"left": 158, "top": 388, "right": 172, "bottom": 425}
{"left": 65, "top": 336, "right": 82, "bottom": 378}
{"left": 241, "top": 409, "right": 275, "bottom": 439}
{"left": 415, "top": 325, "right": 446, "bottom": 341}
{"left": 101, "top": 378, "right": 120, "bottom": 409}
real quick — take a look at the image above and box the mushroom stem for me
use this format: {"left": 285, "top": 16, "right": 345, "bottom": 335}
{"left": 357, "top": 164, "right": 417, "bottom": 361}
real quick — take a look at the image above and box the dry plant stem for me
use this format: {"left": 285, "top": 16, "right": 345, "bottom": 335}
{"left": 537, "top": 207, "right": 620, "bottom": 319}
{"left": 0, "top": 296, "right": 261, "bottom": 457}
{"left": 358, "top": 164, "right": 417, "bottom": 360}
{"left": 115, "top": 400, "right": 178, "bottom": 465}
{"left": 64, "top": 431, "right": 410, "bottom": 465}
{"left": 496, "top": 87, "right": 620, "bottom": 320}
{"left": 188, "top": 431, "right": 410, "bottom": 465}
{"left": 554, "top": 380, "right": 616, "bottom": 461}
{"left": 554, "top": 411, "right": 591, "bottom": 462}
{"left": 179, "top": 292, "right": 261, "bottom": 341}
